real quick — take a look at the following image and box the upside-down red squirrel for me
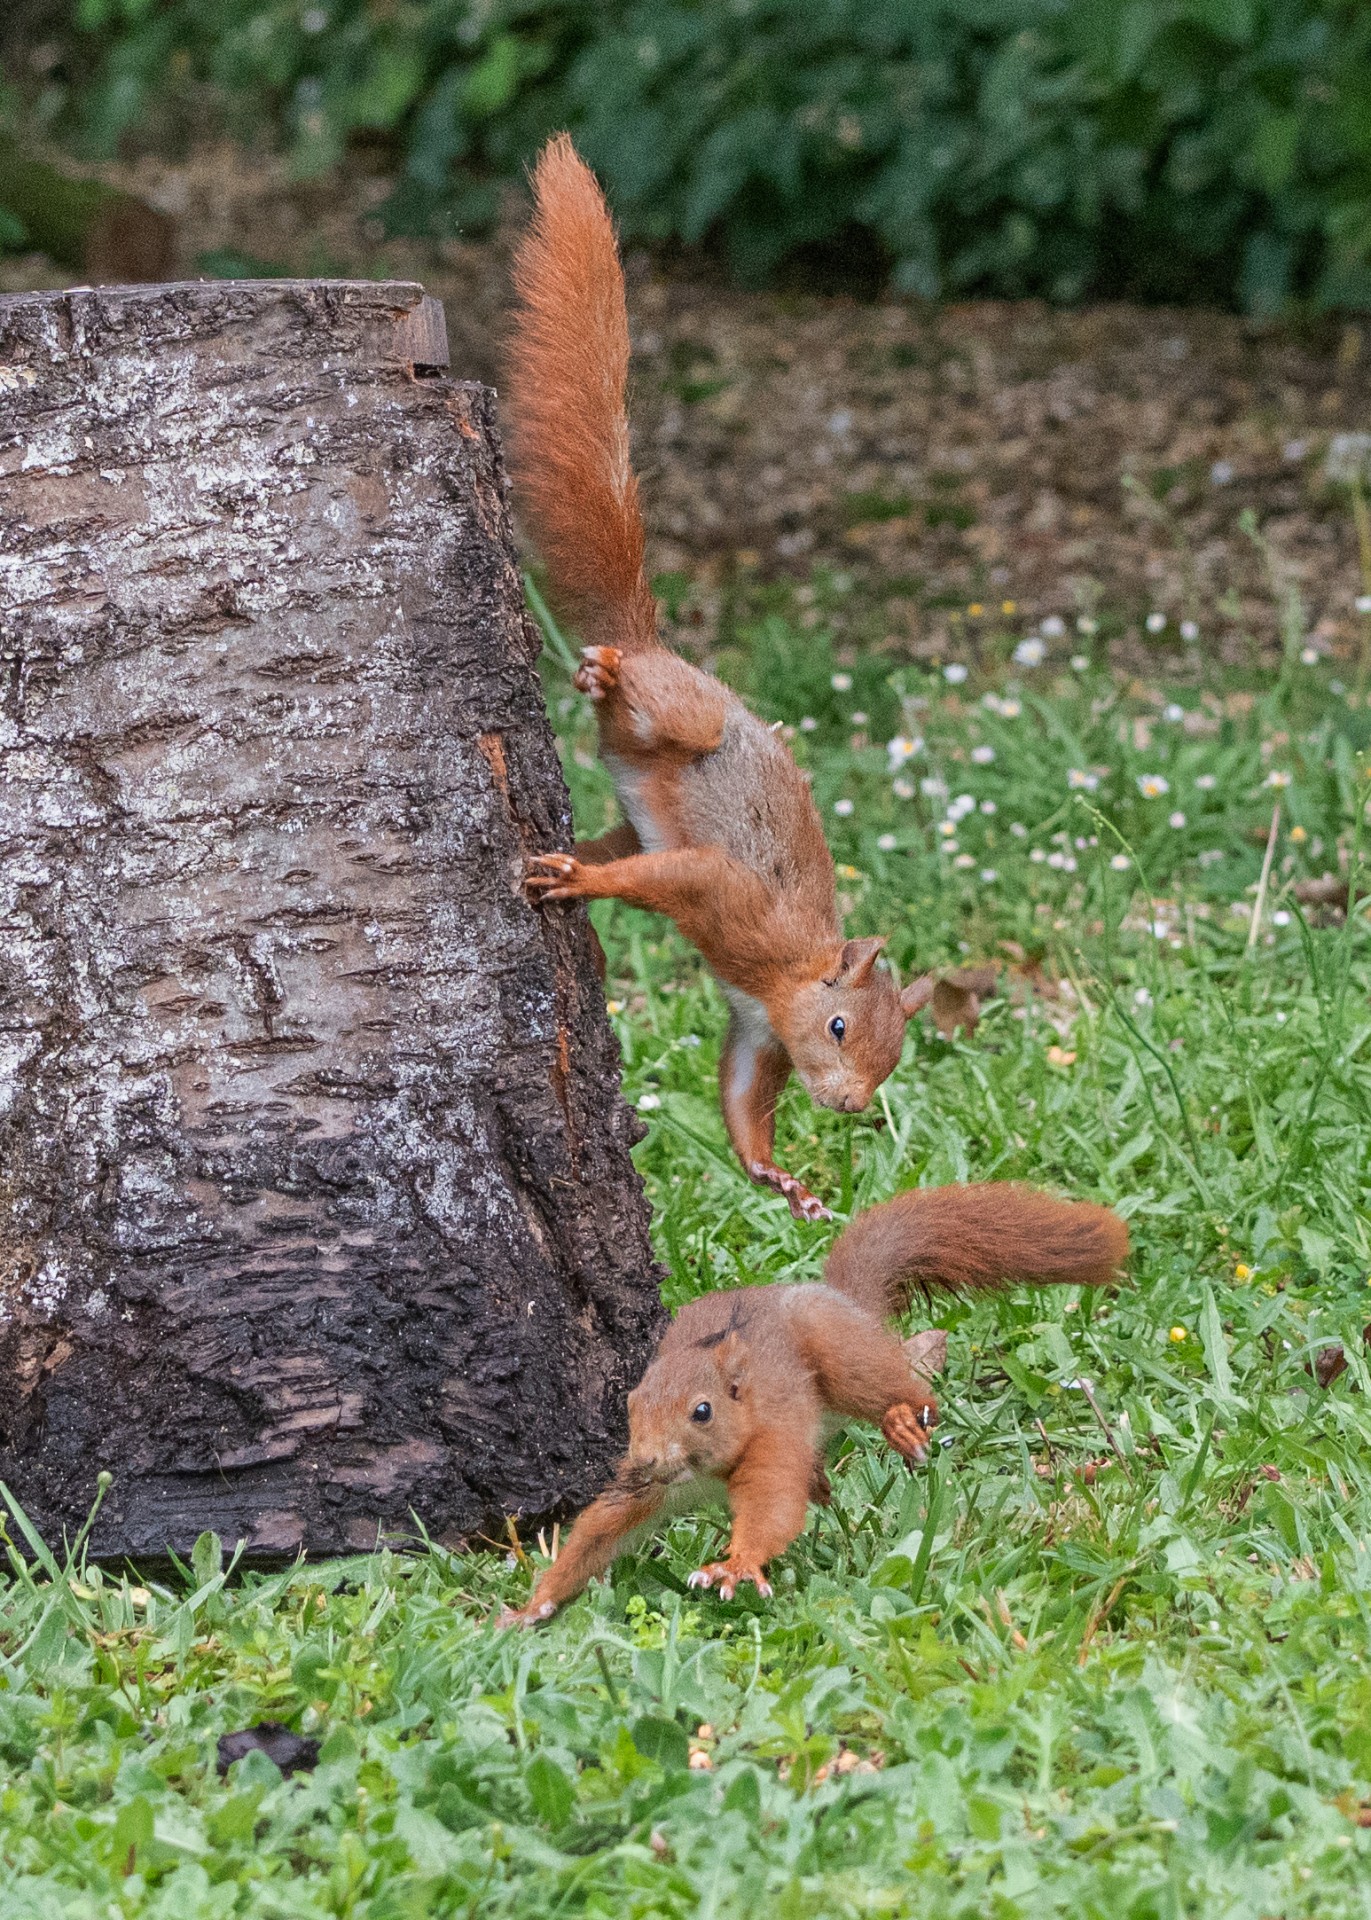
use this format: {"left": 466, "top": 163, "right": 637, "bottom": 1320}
{"left": 505, "top": 134, "right": 938, "bottom": 1223}
{"left": 498, "top": 1182, "right": 1128, "bottom": 1625}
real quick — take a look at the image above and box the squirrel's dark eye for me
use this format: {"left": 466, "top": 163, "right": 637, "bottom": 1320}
{"left": 828, "top": 1016, "right": 846, "bottom": 1043}
{"left": 691, "top": 1401, "right": 712, "bottom": 1424}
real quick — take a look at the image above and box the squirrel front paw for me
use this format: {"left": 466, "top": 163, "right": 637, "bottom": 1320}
{"left": 687, "top": 1559, "right": 773, "bottom": 1602}
{"left": 496, "top": 1599, "right": 556, "bottom": 1630}
{"left": 747, "top": 1161, "right": 833, "bottom": 1223}
{"left": 526, "top": 852, "right": 591, "bottom": 902}
{"left": 881, "top": 1399, "right": 936, "bottom": 1468}
{"left": 573, "top": 645, "right": 623, "bottom": 702}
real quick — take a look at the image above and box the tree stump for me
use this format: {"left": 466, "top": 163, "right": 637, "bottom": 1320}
{"left": 0, "top": 280, "right": 664, "bottom": 1561}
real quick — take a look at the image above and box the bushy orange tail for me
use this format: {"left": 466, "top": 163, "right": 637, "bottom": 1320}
{"left": 824, "top": 1184, "right": 1128, "bottom": 1320}
{"left": 504, "top": 134, "right": 659, "bottom": 654}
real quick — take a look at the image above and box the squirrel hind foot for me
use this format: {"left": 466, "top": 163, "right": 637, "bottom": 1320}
{"left": 882, "top": 1401, "right": 936, "bottom": 1467}
{"left": 687, "top": 1560, "right": 773, "bottom": 1602}
{"left": 574, "top": 645, "right": 623, "bottom": 701}
{"left": 496, "top": 1600, "right": 556, "bottom": 1629}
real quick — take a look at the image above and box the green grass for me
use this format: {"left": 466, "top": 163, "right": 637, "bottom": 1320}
{"left": 9, "top": 588, "right": 1371, "bottom": 1915}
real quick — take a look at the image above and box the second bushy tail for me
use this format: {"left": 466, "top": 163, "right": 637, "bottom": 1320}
{"left": 823, "top": 1183, "right": 1128, "bottom": 1321}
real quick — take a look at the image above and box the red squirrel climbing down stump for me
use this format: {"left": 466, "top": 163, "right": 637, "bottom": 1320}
{"left": 505, "top": 133, "right": 932, "bottom": 1223}
{"left": 498, "top": 1182, "right": 1128, "bottom": 1625}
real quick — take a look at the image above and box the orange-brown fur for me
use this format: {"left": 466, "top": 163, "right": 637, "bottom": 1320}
{"left": 504, "top": 134, "right": 658, "bottom": 655}
{"left": 500, "top": 1183, "right": 1128, "bottom": 1624}
{"left": 507, "top": 138, "right": 931, "bottom": 1220}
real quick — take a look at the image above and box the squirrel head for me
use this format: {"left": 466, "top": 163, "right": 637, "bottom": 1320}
{"left": 623, "top": 1321, "right": 754, "bottom": 1483}
{"left": 773, "top": 937, "right": 923, "bottom": 1112}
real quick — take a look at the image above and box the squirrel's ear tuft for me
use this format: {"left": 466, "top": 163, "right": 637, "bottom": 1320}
{"left": 899, "top": 973, "right": 936, "bottom": 1019}
{"left": 838, "top": 935, "right": 886, "bottom": 987}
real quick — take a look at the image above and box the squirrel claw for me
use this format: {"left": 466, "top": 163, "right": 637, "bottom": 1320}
{"left": 687, "top": 1561, "right": 773, "bottom": 1602}
{"left": 748, "top": 1162, "right": 832, "bottom": 1223}
{"left": 526, "top": 852, "right": 587, "bottom": 901}
{"left": 882, "top": 1400, "right": 936, "bottom": 1467}
{"left": 574, "top": 645, "right": 622, "bottom": 701}
{"left": 496, "top": 1600, "right": 556, "bottom": 1630}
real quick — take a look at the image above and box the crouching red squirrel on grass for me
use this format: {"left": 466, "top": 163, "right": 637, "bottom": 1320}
{"left": 505, "top": 133, "right": 944, "bottom": 1224}
{"left": 498, "top": 1182, "right": 1128, "bottom": 1627}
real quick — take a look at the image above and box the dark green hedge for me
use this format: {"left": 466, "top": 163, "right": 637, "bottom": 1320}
{"left": 54, "top": 0, "right": 1371, "bottom": 309}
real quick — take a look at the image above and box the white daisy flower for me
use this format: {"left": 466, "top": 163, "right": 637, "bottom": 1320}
{"left": 1040, "top": 616, "right": 1066, "bottom": 638}
{"left": 1179, "top": 621, "right": 1199, "bottom": 642}
{"left": 1265, "top": 769, "right": 1292, "bottom": 789}
{"left": 892, "top": 777, "right": 915, "bottom": 800}
{"left": 1013, "top": 637, "right": 1047, "bottom": 667}
{"left": 1145, "top": 612, "right": 1167, "bottom": 634}
{"left": 980, "top": 799, "right": 997, "bottom": 814}
{"left": 1076, "top": 616, "right": 1098, "bottom": 636}
{"left": 876, "top": 832, "right": 897, "bottom": 852}
{"left": 833, "top": 797, "right": 855, "bottom": 816}
{"left": 1357, "top": 595, "right": 1371, "bottom": 615}
{"left": 637, "top": 1092, "right": 662, "bottom": 1111}
{"left": 921, "top": 776, "right": 949, "bottom": 798}
{"left": 1067, "top": 768, "right": 1098, "bottom": 791}
{"left": 1299, "top": 646, "right": 1318, "bottom": 665}
{"left": 1009, "top": 821, "right": 1028, "bottom": 837}
{"left": 1070, "top": 654, "right": 1090, "bottom": 671}
{"left": 886, "top": 734, "right": 923, "bottom": 768}
{"left": 1030, "top": 847, "right": 1047, "bottom": 863}
{"left": 1137, "top": 774, "right": 1170, "bottom": 798}
{"left": 1110, "top": 853, "right": 1132, "bottom": 871}
{"left": 831, "top": 672, "right": 853, "bottom": 692}
{"left": 800, "top": 715, "right": 818, "bottom": 732}
{"left": 971, "top": 744, "right": 995, "bottom": 764}
{"left": 998, "top": 698, "right": 1022, "bottom": 718}
{"left": 1169, "top": 811, "right": 1186, "bottom": 828}
{"left": 1195, "top": 773, "right": 1216, "bottom": 790}
{"left": 954, "top": 852, "right": 976, "bottom": 869}
{"left": 980, "top": 869, "right": 997, "bottom": 883}
{"left": 851, "top": 710, "right": 868, "bottom": 726}
{"left": 943, "top": 662, "right": 969, "bottom": 684}
{"left": 1163, "top": 703, "right": 1184, "bottom": 722}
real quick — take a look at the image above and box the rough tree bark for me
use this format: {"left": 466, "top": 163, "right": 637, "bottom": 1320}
{"left": 0, "top": 279, "right": 664, "bottom": 1561}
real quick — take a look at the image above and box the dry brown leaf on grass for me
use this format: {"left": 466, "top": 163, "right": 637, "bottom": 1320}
{"left": 904, "top": 965, "right": 999, "bottom": 1038}
{"left": 904, "top": 1328, "right": 948, "bottom": 1378}
{"left": 1308, "top": 1323, "right": 1371, "bottom": 1388}
{"left": 1292, "top": 874, "right": 1371, "bottom": 924}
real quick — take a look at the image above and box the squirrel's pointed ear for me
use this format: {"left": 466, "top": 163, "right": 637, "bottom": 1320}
{"left": 838, "top": 935, "right": 886, "bottom": 987}
{"left": 900, "top": 973, "right": 936, "bottom": 1019}
{"left": 716, "top": 1331, "right": 749, "bottom": 1397}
